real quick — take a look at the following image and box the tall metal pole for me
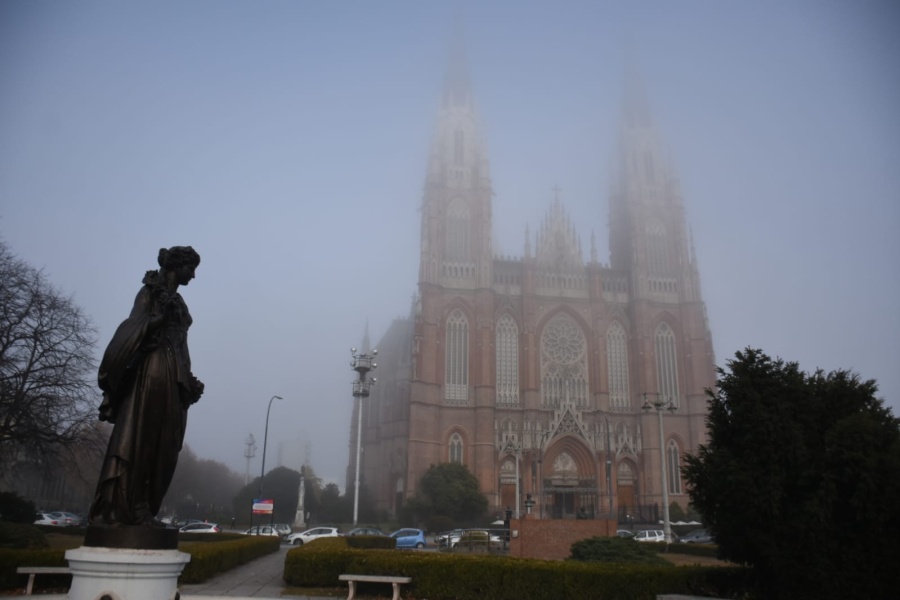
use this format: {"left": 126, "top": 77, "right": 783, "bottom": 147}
{"left": 600, "top": 411, "right": 614, "bottom": 516}
{"left": 509, "top": 443, "right": 520, "bottom": 519}
{"left": 351, "top": 348, "right": 377, "bottom": 527}
{"left": 643, "top": 394, "right": 675, "bottom": 544}
{"left": 259, "top": 395, "right": 282, "bottom": 498}
{"left": 657, "top": 406, "right": 671, "bottom": 543}
{"left": 353, "top": 393, "right": 363, "bottom": 525}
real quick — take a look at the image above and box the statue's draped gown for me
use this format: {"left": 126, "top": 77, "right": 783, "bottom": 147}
{"left": 89, "top": 271, "right": 194, "bottom": 526}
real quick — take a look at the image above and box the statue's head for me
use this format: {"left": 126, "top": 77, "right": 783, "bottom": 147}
{"left": 157, "top": 246, "right": 201, "bottom": 270}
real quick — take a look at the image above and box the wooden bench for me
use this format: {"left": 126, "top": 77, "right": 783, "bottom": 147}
{"left": 16, "top": 566, "right": 71, "bottom": 595}
{"left": 338, "top": 573, "right": 412, "bottom": 600}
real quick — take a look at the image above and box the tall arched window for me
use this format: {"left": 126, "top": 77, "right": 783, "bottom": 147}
{"left": 454, "top": 128, "right": 464, "bottom": 166}
{"left": 496, "top": 315, "right": 519, "bottom": 405}
{"left": 449, "top": 432, "right": 463, "bottom": 464}
{"left": 654, "top": 322, "right": 679, "bottom": 406}
{"left": 606, "top": 322, "right": 629, "bottom": 409}
{"left": 445, "top": 199, "right": 470, "bottom": 262}
{"left": 666, "top": 439, "right": 682, "bottom": 494}
{"left": 445, "top": 309, "right": 469, "bottom": 403}
{"left": 540, "top": 313, "right": 588, "bottom": 408}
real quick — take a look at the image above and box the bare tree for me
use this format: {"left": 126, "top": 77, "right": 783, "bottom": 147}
{"left": 0, "top": 240, "right": 99, "bottom": 474}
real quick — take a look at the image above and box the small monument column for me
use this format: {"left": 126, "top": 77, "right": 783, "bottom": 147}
{"left": 292, "top": 470, "right": 306, "bottom": 530}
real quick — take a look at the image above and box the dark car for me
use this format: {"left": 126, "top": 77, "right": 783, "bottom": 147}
{"left": 677, "top": 528, "right": 713, "bottom": 543}
{"left": 346, "top": 527, "right": 388, "bottom": 536}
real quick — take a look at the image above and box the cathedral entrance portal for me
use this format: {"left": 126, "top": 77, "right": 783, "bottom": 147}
{"left": 541, "top": 449, "right": 598, "bottom": 519}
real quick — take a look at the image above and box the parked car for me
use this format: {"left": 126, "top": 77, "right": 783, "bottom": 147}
{"left": 180, "top": 522, "right": 221, "bottom": 533}
{"left": 616, "top": 529, "right": 635, "bottom": 538}
{"left": 49, "top": 511, "right": 82, "bottom": 526}
{"left": 634, "top": 529, "right": 665, "bottom": 543}
{"left": 390, "top": 528, "right": 426, "bottom": 549}
{"left": 346, "top": 527, "right": 388, "bottom": 537}
{"left": 242, "top": 525, "right": 280, "bottom": 537}
{"left": 286, "top": 526, "right": 341, "bottom": 546}
{"left": 434, "top": 528, "right": 465, "bottom": 547}
{"left": 272, "top": 523, "right": 293, "bottom": 538}
{"left": 677, "top": 528, "right": 713, "bottom": 544}
{"left": 454, "top": 529, "right": 502, "bottom": 548}
{"left": 34, "top": 512, "right": 62, "bottom": 526}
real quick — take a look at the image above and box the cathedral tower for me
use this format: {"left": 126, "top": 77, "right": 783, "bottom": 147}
{"left": 356, "top": 41, "right": 716, "bottom": 526}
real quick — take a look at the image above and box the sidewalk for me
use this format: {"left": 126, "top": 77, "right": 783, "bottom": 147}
{"left": 180, "top": 543, "right": 335, "bottom": 599}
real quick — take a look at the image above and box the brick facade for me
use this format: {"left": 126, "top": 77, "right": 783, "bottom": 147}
{"left": 509, "top": 516, "right": 617, "bottom": 561}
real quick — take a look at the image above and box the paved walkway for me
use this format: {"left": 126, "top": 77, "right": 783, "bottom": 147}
{"left": 180, "top": 543, "right": 336, "bottom": 599}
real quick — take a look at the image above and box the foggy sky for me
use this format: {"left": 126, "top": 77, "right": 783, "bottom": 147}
{"left": 2, "top": 1, "right": 898, "bottom": 488}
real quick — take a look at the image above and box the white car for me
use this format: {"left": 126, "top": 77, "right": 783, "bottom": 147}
{"left": 34, "top": 512, "right": 62, "bottom": 526}
{"left": 634, "top": 529, "right": 665, "bottom": 543}
{"left": 242, "top": 525, "right": 281, "bottom": 537}
{"left": 286, "top": 526, "right": 341, "bottom": 546}
{"left": 180, "top": 522, "right": 221, "bottom": 534}
{"left": 49, "top": 511, "right": 82, "bottom": 526}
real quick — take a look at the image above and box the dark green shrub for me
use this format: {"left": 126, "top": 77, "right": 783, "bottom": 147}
{"left": 0, "top": 522, "right": 48, "bottom": 549}
{"left": 345, "top": 535, "right": 394, "bottom": 550}
{"left": 0, "top": 492, "right": 36, "bottom": 524}
{"left": 283, "top": 542, "right": 753, "bottom": 599}
{"left": 0, "top": 549, "right": 66, "bottom": 590}
{"left": 284, "top": 538, "right": 359, "bottom": 587}
{"left": 569, "top": 536, "right": 669, "bottom": 565}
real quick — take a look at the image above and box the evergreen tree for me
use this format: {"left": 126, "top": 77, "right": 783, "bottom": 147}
{"left": 403, "top": 463, "right": 488, "bottom": 528}
{"left": 683, "top": 348, "right": 900, "bottom": 600}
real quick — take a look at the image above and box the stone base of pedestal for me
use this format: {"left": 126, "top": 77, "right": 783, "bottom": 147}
{"left": 65, "top": 546, "right": 190, "bottom": 600}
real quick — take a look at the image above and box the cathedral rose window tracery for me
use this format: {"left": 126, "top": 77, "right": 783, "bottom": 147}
{"left": 540, "top": 313, "right": 588, "bottom": 407}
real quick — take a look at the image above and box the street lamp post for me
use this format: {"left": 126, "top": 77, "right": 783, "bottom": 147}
{"left": 259, "top": 395, "right": 283, "bottom": 498}
{"left": 503, "top": 441, "right": 521, "bottom": 519}
{"left": 536, "top": 429, "right": 552, "bottom": 519}
{"left": 642, "top": 393, "right": 676, "bottom": 544}
{"left": 351, "top": 347, "right": 377, "bottom": 526}
{"left": 595, "top": 410, "right": 615, "bottom": 517}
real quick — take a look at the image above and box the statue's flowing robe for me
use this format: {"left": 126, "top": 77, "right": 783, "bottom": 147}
{"left": 90, "top": 271, "right": 193, "bottom": 526}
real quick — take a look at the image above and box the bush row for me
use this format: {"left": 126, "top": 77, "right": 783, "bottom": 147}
{"left": 0, "top": 548, "right": 67, "bottom": 590}
{"left": 0, "top": 533, "right": 281, "bottom": 591}
{"left": 284, "top": 538, "right": 753, "bottom": 600}
{"left": 655, "top": 542, "right": 721, "bottom": 558}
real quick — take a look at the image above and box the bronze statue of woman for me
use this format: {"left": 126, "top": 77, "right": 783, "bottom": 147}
{"left": 89, "top": 246, "right": 204, "bottom": 527}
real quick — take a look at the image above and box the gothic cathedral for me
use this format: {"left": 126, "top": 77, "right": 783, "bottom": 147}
{"left": 349, "top": 41, "right": 716, "bottom": 523}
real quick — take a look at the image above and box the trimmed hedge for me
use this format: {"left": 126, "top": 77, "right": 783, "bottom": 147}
{"left": 0, "top": 522, "right": 49, "bottom": 549}
{"left": 284, "top": 538, "right": 753, "bottom": 600}
{"left": 0, "top": 533, "right": 280, "bottom": 591}
{"left": 654, "top": 542, "right": 721, "bottom": 559}
{"left": 345, "top": 535, "right": 395, "bottom": 550}
{"left": 0, "top": 548, "right": 67, "bottom": 590}
{"left": 179, "top": 535, "right": 281, "bottom": 583}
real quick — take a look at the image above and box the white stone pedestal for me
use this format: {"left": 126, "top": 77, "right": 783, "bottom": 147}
{"left": 65, "top": 546, "right": 191, "bottom": 600}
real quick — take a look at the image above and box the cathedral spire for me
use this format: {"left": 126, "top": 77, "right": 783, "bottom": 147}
{"left": 536, "top": 189, "right": 583, "bottom": 270}
{"left": 443, "top": 13, "right": 472, "bottom": 109}
{"left": 419, "top": 20, "right": 493, "bottom": 288}
{"left": 608, "top": 57, "right": 700, "bottom": 303}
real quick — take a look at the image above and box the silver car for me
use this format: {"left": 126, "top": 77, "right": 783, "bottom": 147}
{"left": 633, "top": 529, "right": 665, "bottom": 542}
{"left": 286, "top": 526, "right": 341, "bottom": 546}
